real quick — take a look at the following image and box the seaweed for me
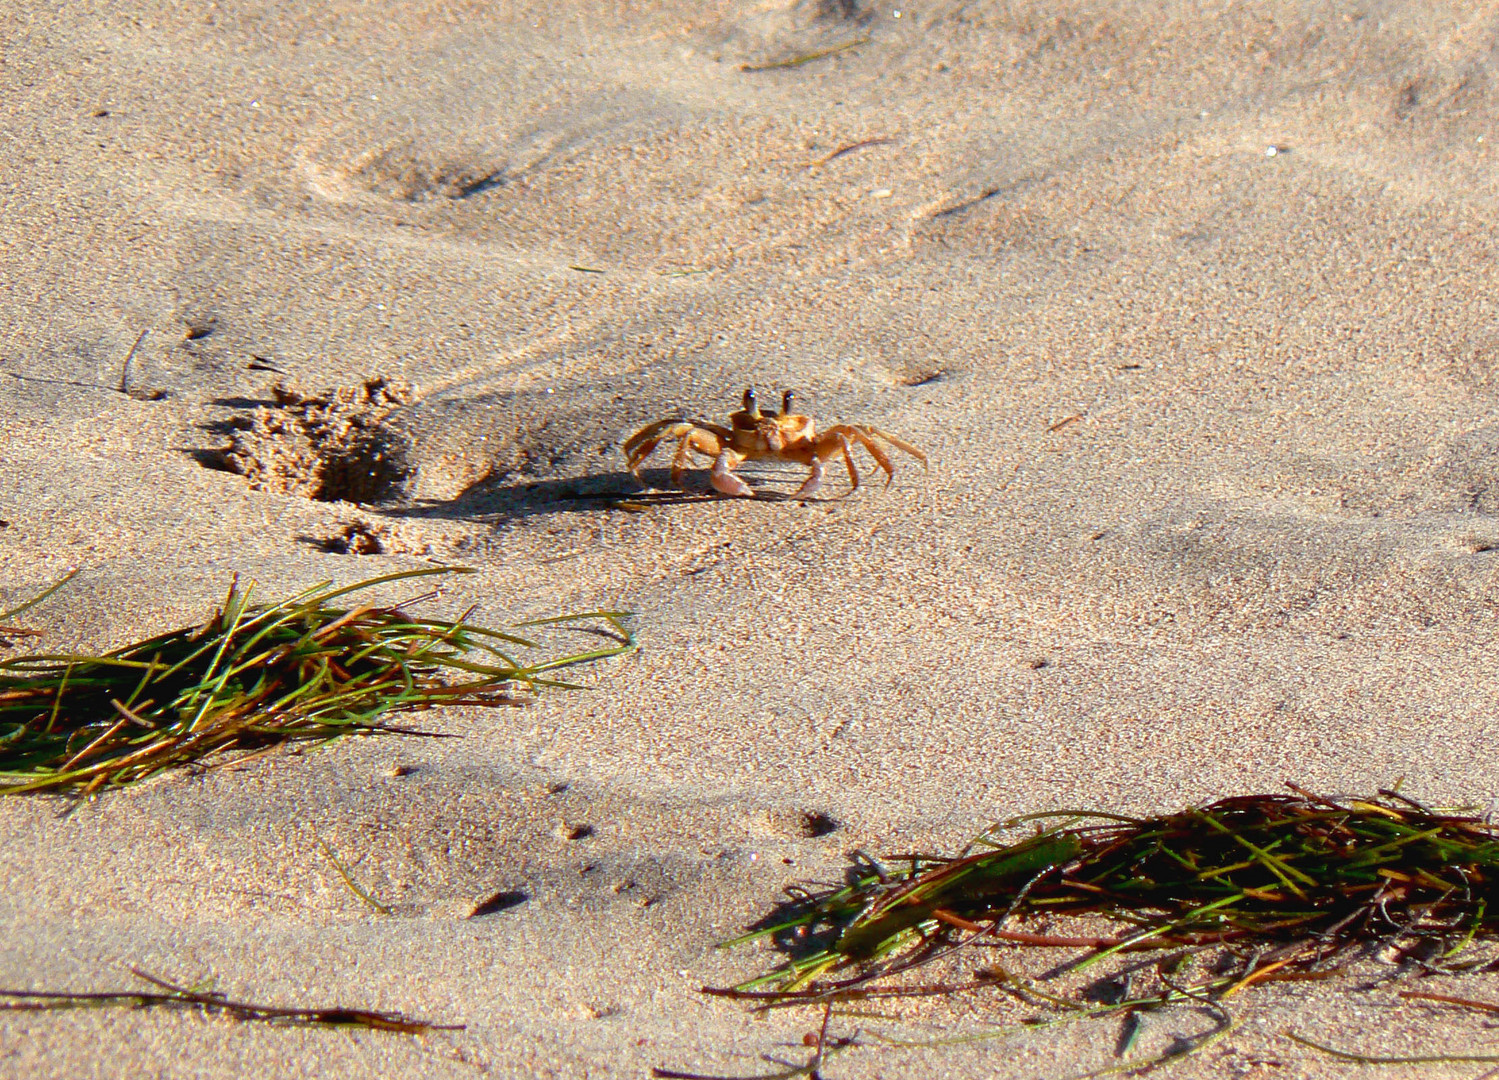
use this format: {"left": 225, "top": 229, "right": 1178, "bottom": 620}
{"left": 0, "top": 568, "right": 633, "bottom": 795}
{"left": 740, "top": 37, "right": 870, "bottom": 73}
{"left": 0, "top": 967, "right": 462, "bottom": 1034}
{"left": 701, "top": 786, "right": 1499, "bottom": 1074}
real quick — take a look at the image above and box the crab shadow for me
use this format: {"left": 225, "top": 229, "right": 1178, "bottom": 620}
{"left": 382, "top": 467, "right": 828, "bottom": 525}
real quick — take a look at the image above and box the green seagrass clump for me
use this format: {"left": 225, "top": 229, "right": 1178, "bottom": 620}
{"left": 0, "top": 567, "right": 632, "bottom": 795}
{"left": 686, "top": 788, "right": 1499, "bottom": 1076}
{"left": 724, "top": 787, "right": 1499, "bottom": 1004}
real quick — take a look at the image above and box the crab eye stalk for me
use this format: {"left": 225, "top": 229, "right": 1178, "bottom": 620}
{"left": 781, "top": 390, "right": 794, "bottom": 416}
{"left": 743, "top": 387, "right": 760, "bottom": 418}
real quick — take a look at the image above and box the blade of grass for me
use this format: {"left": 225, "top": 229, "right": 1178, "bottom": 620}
{"left": 740, "top": 36, "right": 870, "bottom": 72}
{"left": 1067, "top": 894, "right": 1246, "bottom": 975}
{"left": 1288, "top": 1031, "right": 1499, "bottom": 1065}
{"left": 0, "top": 571, "right": 79, "bottom": 623}
{"left": 316, "top": 834, "right": 392, "bottom": 915}
{"left": 1063, "top": 1018, "right": 1240, "bottom": 1080}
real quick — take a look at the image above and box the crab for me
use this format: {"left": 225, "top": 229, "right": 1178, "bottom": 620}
{"left": 623, "top": 388, "right": 927, "bottom": 498}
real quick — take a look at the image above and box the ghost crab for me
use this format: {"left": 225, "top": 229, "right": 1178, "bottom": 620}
{"left": 623, "top": 388, "right": 927, "bottom": 498}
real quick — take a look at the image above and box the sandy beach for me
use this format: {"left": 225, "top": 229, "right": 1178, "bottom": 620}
{"left": 5, "top": 1, "right": 1499, "bottom": 1075}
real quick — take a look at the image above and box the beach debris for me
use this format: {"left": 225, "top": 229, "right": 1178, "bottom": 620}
{"left": 208, "top": 378, "right": 415, "bottom": 503}
{"left": 317, "top": 519, "right": 390, "bottom": 555}
{"left": 0, "top": 967, "right": 462, "bottom": 1034}
{"left": 0, "top": 567, "right": 634, "bottom": 795}
{"left": 317, "top": 833, "right": 392, "bottom": 915}
{"left": 740, "top": 35, "right": 870, "bottom": 72}
{"left": 0, "top": 571, "right": 76, "bottom": 650}
{"left": 314, "top": 517, "right": 431, "bottom": 557}
{"left": 799, "top": 812, "right": 839, "bottom": 838}
{"left": 806, "top": 135, "right": 894, "bottom": 171}
{"left": 624, "top": 387, "right": 926, "bottom": 498}
{"left": 1292, "top": 989, "right": 1499, "bottom": 1066}
{"left": 115, "top": 329, "right": 163, "bottom": 401}
{"left": 704, "top": 786, "right": 1499, "bottom": 1072}
{"left": 470, "top": 889, "right": 529, "bottom": 918}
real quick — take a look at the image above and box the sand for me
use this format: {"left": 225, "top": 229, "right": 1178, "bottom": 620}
{"left": 5, "top": 0, "right": 1499, "bottom": 1075}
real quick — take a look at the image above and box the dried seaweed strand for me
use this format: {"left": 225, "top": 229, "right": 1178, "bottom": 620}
{"left": 0, "top": 967, "right": 461, "bottom": 1034}
{"left": 740, "top": 36, "right": 870, "bottom": 72}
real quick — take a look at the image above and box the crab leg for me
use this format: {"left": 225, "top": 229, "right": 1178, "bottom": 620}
{"left": 624, "top": 419, "right": 733, "bottom": 487}
{"left": 624, "top": 420, "right": 691, "bottom": 479}
{"left": 792, "top": 456, "right": 826, "bottom": 499}
{"left": 671, "top": 428, "right": 723, "bottom": 489}
{"left": 866, "top": 427, "right": 928, "bottom": 469}
{"left": 823, "top": 424, "right": 928, "bottom": 487}
{"left": 835, "top": 432, "right": 861, "bottom": 490}
{"left": 846, "top": 428, "right": 895, "bottom": 485}
{"left": 711, "top": 449, "right": 754, "bottom": 497}
{"left": 815, "top": 426, "right": 874, "bottom": 490}
{"left": 796, "top": 432, "right": 860, "bottom": 498}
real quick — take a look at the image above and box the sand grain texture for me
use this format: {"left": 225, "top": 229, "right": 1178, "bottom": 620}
{"left": 5, "top": 1, "right": 1499, "bottom": 1076}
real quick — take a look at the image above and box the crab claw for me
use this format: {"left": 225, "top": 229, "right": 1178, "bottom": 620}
{"left": 711, "top": 452, "right": 754, "bottom": 497}
{"left": 792, "top": 456, "right": 825, "bottom": 499}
